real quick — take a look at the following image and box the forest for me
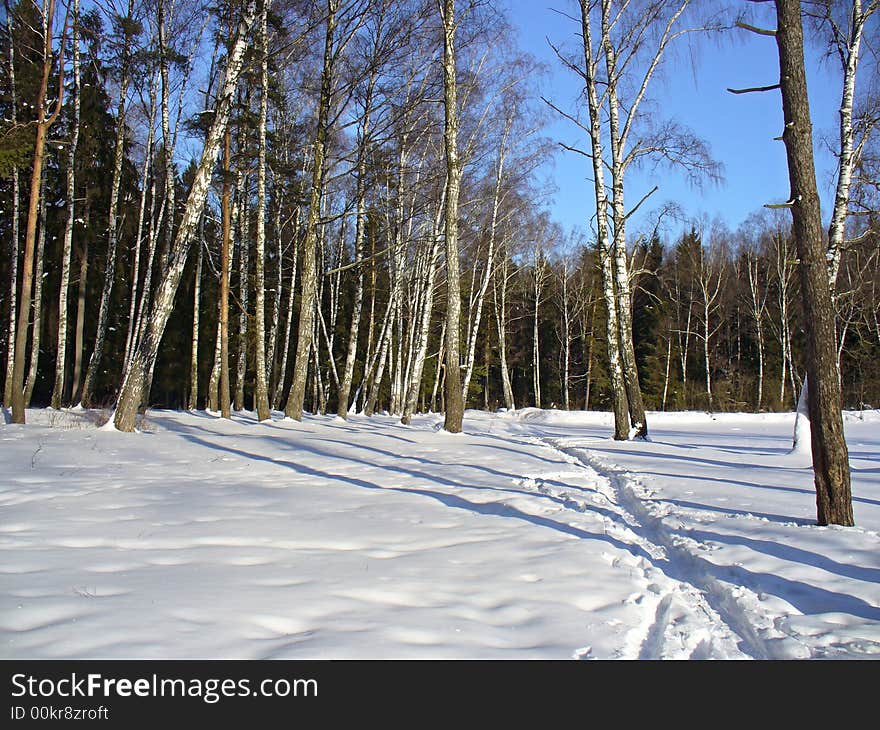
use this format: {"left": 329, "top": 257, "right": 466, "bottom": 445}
{"left": 1, "top": 0, "right": 877, "bottom": 431}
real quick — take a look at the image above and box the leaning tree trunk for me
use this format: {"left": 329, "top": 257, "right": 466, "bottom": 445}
{"left": 774, "top": 0, "right": 853, "bottom": 526}
{"left": 113, "top": 0, "right": 259, "bottom": 432}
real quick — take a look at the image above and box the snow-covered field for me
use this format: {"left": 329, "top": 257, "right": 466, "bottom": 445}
{"left": 1, "top": 406, "right": 878, "bottom": 659}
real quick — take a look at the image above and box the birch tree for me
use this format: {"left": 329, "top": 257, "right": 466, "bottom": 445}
{"left": 439, "top": 0, "right": 465, "bottom": 432}
{"left": 51, "top": 0, "right": 81, "bottom": 409}
{"left": 113, "top": 0, "right": 260, "bottom": 431}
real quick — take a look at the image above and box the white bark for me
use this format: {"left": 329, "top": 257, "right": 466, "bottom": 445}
{"left": 253, "top": 1, "right": 271, "bottom": 421}
{"left": 114, "top": 0, "right": 260, "bottom": 432}
{"left": 51, "top": 0, "right": 81, "bottom": 409}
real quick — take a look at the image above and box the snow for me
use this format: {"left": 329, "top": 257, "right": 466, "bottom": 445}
{"left": 1, "top": 406, "right": 878, "bottom": 660}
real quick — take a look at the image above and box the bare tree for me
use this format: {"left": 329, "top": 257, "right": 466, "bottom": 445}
{"left": 51, "top": 0, "right": 81, "bottom": 409}
{"left": 440, "top": 0, "right": 464, "bottom": 432}
{"left": 774, "top": 0, "right": 854, "bottom": 525}
{"left": 113, "top": 0, "right": 260, "bottom": 431}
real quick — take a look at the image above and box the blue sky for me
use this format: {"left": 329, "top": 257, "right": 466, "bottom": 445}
{"left": 503, "top": 1, "right": 843, "bottom": 243}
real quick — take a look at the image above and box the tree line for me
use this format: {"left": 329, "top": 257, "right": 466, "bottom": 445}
{"left": 1, "top": 0, "right": 877, "bottom": 525}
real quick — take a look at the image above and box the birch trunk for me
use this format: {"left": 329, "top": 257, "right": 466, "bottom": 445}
{"left": 52, "top": 0, "right": 81, "bottom": 408}
{"left": 401, "top": 215, "right": 443, "bottom": 424}
{"left": 461, "top": 120, "right": 508, "bottom": 401}
{"left": 235, "top": 169, "right": 250, "bottom": 412}
{"left": 285, "top": 0, "right": 337, "bottom": 421}
{"left": 123, "top": 71, "right": 158, "bottom": 371}
{"left": 600, "top": 0, "right": 648, "bottom": 438}
{"left": 113, "top": 0, "right": 259, "bottom": 432}
{"left": 71, "top": 205, "right": 89, "bottom": 402}
{"left": 441, "top": 0, "right": 464, "bottom": 433}
{"left": 219, "top": 116, "right": 233, "bottom": 418}
{"left": 826, "top": 0, "right": 875, "bottom": 287}
{"left": 493, "top": 253, "right": 515, "bottom": 410}
{"left": 189, "top": 235, "right": 202, "bottom": 410}
{"left": 24, "top": 179, "right": 47, "bottom": 405}
{"left": 82, "top": 0, "right": 133, "bottom": 408}
{"left": 253, "top": 1, "right": 271, "bottom": 421}
{"left": 4, "top": 8, "right": 19, "bottom": 408}
{"left": 578, "top": 0, "right": 628, "bottom": 438}
{"left": 273, "top": 209, "right": 300, "bottom": 408}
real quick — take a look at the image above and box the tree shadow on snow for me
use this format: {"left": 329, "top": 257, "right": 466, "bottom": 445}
{"left": 177, "top": 432, "right": 661, "bottom": 568}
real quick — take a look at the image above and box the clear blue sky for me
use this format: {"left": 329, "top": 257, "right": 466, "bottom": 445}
{"left": 503, "top": 0, "right": 843, "bottom": 243}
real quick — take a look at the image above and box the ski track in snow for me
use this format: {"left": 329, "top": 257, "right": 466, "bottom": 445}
{"left": 537, "top": 440, "right": 790, "bottom": 659}
{"left": 513, "top": 441, "right": 754, "bottom": 659}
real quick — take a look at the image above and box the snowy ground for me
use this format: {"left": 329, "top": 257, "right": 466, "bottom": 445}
{"left": 1, "top": 406, "right": 878, "bottom": 660}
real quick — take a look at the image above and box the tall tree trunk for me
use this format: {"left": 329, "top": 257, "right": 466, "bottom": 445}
{"left": 532, "top": 253, "right": 542, "bottom": 408}
{"left": 24, "top": 179, "right": 47, "bottom": 405}
{"left": 461, "top": 119, "right": 508, "bottom": 401}
{"left": 4, "top": 6, "right": 20, "bottom": 408}
{"left": 440, "top": 0, "right": 464, "bottom": 433}
{"left": 402, "top": 210, "right": 443, "bottom": 424}
{"left": 11, "top": 0, "right": 63, "bottom": 423}
{"left": 219, "top": 121, "right": 233, "bottom": 418}
{"left": 189, "top": 233, "right": 203, "bottom": 410}
{"left": 285, "top": 0, "right": 337, "bottom": 420}
{"left": 123, "top": 71, "right": 158, "bottom": 371}
{"left": 113, "top": 0, "right": 260, "bottom": 432}
{"left": 493, "top": 253, "right": 515, "bottom": 410}
{"left": 578, "top": 0, "right": 628, "bottom": 438}
{"left": 51, "top": 0, "right": 81, "bottom": 409}
{"left": 273, "top": 209, "right": 300, "bottom": 408}
{"left": 82, "top": 0, "right": 133, "bottom": 408}
{"left": 253, "top": 0, "right": 271, "bottom": 421}
{"left": 601, "top": 0, "right": 648, "bottom": 438}
{"left": 235, "top": 168, "right": 250, "bottom": 412}
{"left": 826, "top": 0, "right": 874, "bottom": 286}
{"left": 774, "top": 0, "right": 853, "bottom": 526}
{"left": 71, "top": 204, "right": 89, "bottom": 403}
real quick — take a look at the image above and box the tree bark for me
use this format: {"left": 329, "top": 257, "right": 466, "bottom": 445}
{"left": 578, "top": 0, "right": 628, "bottom": 438}
{"left": 82, "top": 0, "right": 133, "bottom": 408}
{"left": 4, "top": 6, "right": 20, "bottom": 408}
{"left": 440, "top": 0, "right": 464, "bottom": 433}
{"left": 774, "top": 0, "right": 853, "bottom": 526}
{"left": 51, "top": 0, "right": 81, "bottom": 409}
{"left": 253, "top": 0, "right": 271, "bottom": 421}
{"left": 285, "top": 0, "right": 337, "bottom": 420}
{"left": 11, "top": 0, "right": 63, "bottom": 423}
{"left": 113, "top": 0, "right": 259, "bottom": 432}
